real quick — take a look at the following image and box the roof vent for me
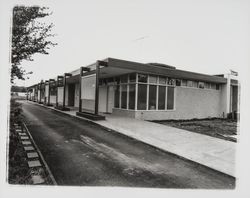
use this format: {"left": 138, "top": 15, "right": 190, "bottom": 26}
{"left": 147, "top": 63, "right": 176, "bottom": 69}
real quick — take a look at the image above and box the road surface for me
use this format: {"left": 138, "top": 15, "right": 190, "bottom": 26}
{"left": 20, "top": 101, "right": 235, "bottom": 188}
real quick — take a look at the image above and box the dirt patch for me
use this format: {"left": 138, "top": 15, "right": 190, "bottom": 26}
{"left": 154, "top": 118, "right": 238, "bottom": 142}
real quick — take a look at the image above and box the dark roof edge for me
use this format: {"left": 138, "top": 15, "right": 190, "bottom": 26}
{"left": 106, "top": 57, "right": 227, "bottom": 84}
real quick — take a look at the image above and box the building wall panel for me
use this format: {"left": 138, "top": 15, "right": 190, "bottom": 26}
{"left": 136, "top": 87, "right": 221, "bottom": 120}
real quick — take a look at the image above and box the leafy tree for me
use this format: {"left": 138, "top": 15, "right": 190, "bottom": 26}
{"left": 11, "top": 6, "right": 57, "bottom": 82}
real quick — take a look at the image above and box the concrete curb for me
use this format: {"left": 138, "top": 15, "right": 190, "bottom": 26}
{"left": 23, "top": 122, "right": 58, "bottom": 185}
{"left": 26, "top": 100, "right": 235, "bottom": 179}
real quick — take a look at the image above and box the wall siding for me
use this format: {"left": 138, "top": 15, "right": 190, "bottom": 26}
{"left": 136, "top": 87, "right": 222, "bottom": 120}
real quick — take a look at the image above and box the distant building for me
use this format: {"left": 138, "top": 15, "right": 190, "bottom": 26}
{"left": 27, "top": 58, "right": 239, "bottom": 120}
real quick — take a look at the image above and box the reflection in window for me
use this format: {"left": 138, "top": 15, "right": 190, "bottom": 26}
{"left": 115, "top": 77, "right": 120, "bottom": 85}
{"left": 193, "top": 81, "right": 198, "bottom": 88}
{"left": 205, "top": 82, "right": 211, "bottom": 89}
{"left": 129, "top": 73, "right": 136, "bottom": 83}
{"left": 149, "top": 75, "right": 157, "bottom": 84}
{"left": 167, "top": 78, "right": 175, "bottom": 86}
{"left": 121, "top": 75, "right": 128, "bottom": 83}
{"left": 128, "top": 84, "right": 135, "bottom": 109}
{"left": 114, "top": 85, "right": 120, "bottom": 108}
{"left": 198, "top": 82, "right": 205, "bottom": 89}
{"left": 187, "top": 80, "right": 193, "bottom": 87}
{"left": 176, "top": 79, "right": 181, "bottom": 86}
{"left": 138, "top": 74, "right": 148, "bottom": 83}
{"left": 121, "top": 85, "right": 127, "bottom": 109}
{"left": 158, "top": 86, "right": 166, "bottom": 110}
{"left": 182, "top": 79, "right": 187, "bottom": 86}
{"left": 159, "top": 76, "right": 166, "bottom": 84}
{"left": 149, "top": 85, "right": 157, "bottom": 110}
{"left": 167, "top": 87, "right": 174, "bottom": 110}
{"left": 137, "top": 84, "right": 147, "bottom": 110}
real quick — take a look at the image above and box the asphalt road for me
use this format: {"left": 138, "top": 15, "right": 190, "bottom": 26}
{"left": 20, "top": 101, "right": 235, "bottom": 188}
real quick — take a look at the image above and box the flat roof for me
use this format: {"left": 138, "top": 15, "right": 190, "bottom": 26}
{"left": 104, "top": 58, "right": 227, "bottom": 84}
{"left": 28, "top": 57, "right": 228, "bottom": 88}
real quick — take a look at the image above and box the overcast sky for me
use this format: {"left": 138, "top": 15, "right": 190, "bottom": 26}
{"left": 8, "top": 0, "right": 250, "bottom": 87}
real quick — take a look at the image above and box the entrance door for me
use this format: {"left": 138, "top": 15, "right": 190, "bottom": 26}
{"left": 68, "top": 84, "right": 75, "bottom": 106}
{"left": 107, "top": 85, "right": 114, "bottom": 113}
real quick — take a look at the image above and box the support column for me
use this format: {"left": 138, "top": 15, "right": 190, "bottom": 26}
{"left": 39, "top": 82, "right": 42, "bottom": 103}
{"left": 79, "top": 67, "right": 83, "bottom": 112}
{"left": 56, "top": 76, "right": 59, "bottom": 107}
{"left": 47, "top": 81, "right": 50, "bottom": 105}
{"left": 62, "top": 73, "right": 72, "bottom": 108}
{"left": 63, "top": 75, "right": 66, "bottom": 108}
{"left": 95, "top": 61, "right": 100, "bottom": 115}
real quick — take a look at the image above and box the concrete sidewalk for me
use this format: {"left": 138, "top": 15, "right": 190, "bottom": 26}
{"left": 28, "top": 101, "right": 236, "bottom": 177}
{"left": 96, "top": 116, "right": 236, "bottom": 177}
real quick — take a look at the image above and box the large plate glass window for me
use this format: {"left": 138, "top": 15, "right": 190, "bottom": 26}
{"left": 121, "top": 75, "right": 128, "bottom": 83}
{"left": 128, "top": 84, "right": 136, "bottom": 109}
{"left": 158, "top": 86, "right": 166, "bottom": 110}
{"left": 137, "top": 84, "right": 147, "bottom": 110}
{"left": 198, "top": 82, "right": 205, "bottom": 89}
{"left": 149, "top": 75, "right": 157, "bottom": 84}
{"left": 167, "top": 78, "right": 175, "bottom": 86}
{"left": 138, "top": 74, "right": 148, "bottom": 83}
{"left": 129, "top": 73, "right": 136, "bottom": 83}
{"left": 114, "top": 85, "right": 120, "bottom": 108}
{"left": 121, "top": 85, "right": 127, "bottom": 109}
{"left": 148, "top": 85, "right": 157, "bottom": 110}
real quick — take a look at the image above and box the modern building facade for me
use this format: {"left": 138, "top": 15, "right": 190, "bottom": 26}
{"left": 27, "top": 58, "right": 239, "bottom": 120}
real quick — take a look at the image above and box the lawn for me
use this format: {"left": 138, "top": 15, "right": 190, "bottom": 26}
{"left": 154, "top": 118, "right": 238, "bottom": 142}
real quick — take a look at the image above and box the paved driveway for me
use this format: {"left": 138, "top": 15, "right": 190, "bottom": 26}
{"left": 20, "top": 101, "right": 235, "bottom": 188}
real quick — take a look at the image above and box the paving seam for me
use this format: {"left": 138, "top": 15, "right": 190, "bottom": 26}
{"left": 26, "top": 100, "right": 235, "bottom": 179}
{"left": 22, "top": 121, "right": 58, "bottom": 185}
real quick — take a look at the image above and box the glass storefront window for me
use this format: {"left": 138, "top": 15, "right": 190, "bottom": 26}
{"left": 137, "top": 84, "right": 147, "bottom": 110}
{"left": 167, "top": 87, "right": 175, "bottom": 110}
{"left": 193, "top": 81, "right": 198, "bottom": 88}
{"left": 205, "top": 82, "right": 211, "bottom": 89}
{"left": 158, "top": 86, "right": 166, "bottom": 110}
{"left": 114, "top": 85, "right": 120, "bottom": 108}
{"left": 129, "top": 73, "right": 136, "bottom": 83}
{"left": 121, "top": 75, "right": 128, "bottom": 83}
{"left": 187, "top": 80, "right": 193, "bottom": 87}
{"left": 159, "top": 76, "right": 166, "bottom": 84}
{"left": 128, "top": 84, "right": 135, "bottom": 109}
{"left": 198, "top": 82, "right": 205, "bottom": 89}
{"left": 182, "top": 79, "right": 187, "bottom": 86}
{"left": 167, "top": 78, "right": 175, "bottom": 86}
{"left": 149, "top": 85, "right": 157, "bottom": 110}
{"left": 176, "top": 79, "right": 181, "bottom": 86}
{"left": 149, "top": 75, "right": 157, "bottom": 84}
{"left": 121, "top": 85, "right": 127, "bottom": 109}
{"left": 138, "top": 74, "right": 148, "bottom": 83}
{"left": 115, "top": 77, "right": 120, "bottom": 85}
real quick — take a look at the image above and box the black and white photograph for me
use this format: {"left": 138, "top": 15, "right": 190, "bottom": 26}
{"left": 0, "top": 0, "right": 249, "bottom": 197}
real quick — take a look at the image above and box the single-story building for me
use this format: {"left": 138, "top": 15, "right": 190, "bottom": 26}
{"left": 26, "top": 57, "right": 239, "bottom": 120}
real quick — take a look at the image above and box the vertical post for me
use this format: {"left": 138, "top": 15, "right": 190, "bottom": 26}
{"left": 79, "top": 67, "right": 83, "bottom": 112}
{"left": 226, "top": 73, "right": 231, "bottom": 116}
{"left": 39, "top": 82, "right": 42, "bottom": 103}
{"left": 63, "top": 74, "right": 66, "bottom": 108}
{"left": 56, "top": 76, "right": 58, "bottom": 107}
{"left": 95, "top": 61, "right": 100, "bottom": 115}
{"left": 48, "top": 81, "right": 51, "bottom": 105}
